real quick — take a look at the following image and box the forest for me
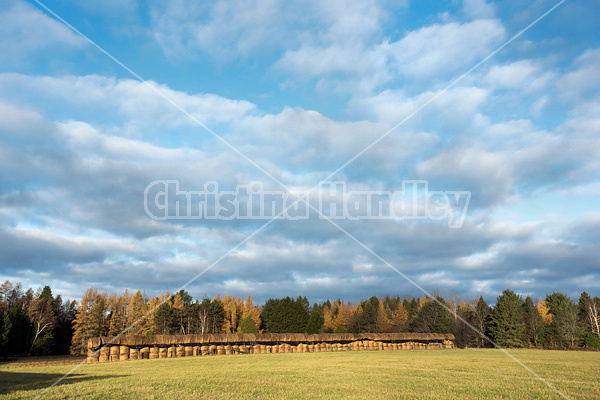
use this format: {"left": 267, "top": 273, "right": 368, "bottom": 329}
{"left": 0, "top": 280, "right": 598, "bottom": 357}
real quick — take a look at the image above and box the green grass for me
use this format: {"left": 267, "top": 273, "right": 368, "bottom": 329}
{"left": 1, "top": 349, "right": 598, "bottom": 399}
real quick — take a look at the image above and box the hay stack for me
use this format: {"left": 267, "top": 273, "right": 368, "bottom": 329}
{"left": 99, "top": 346, "right": 110, "bottom": 362}
{"left": 119, "top": 346, "right": 130, "bottom": 361}
{"left": 225, "top": 345, "right": 232, "bottom": 355}
{"left": 168, "top": 346, "right": 176, "bottom": 357}
{"left": 150, "top": 347, "right": 159, "bottom": 359}
{"left": 272, "top": 345, "right": 278, "bottom": 353}
{"left": 217, "top": 345, "right": 225, "bottom": 355}
{"left": 87, "top": 348, "right": 99, "bottom": 364}
{"left": 110, "top": 346, "right": 120, "bottom": 361}
{"left": 176, "top": 346, "right": 186, "bottom": 357}
{"left": 159, "top": 348, "right": 168, "bottom": 358}
{"left": 130, "top": 348, "right": 140, "bottom": 360}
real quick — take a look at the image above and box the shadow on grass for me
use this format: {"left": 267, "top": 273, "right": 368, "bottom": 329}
{"left": 0, "top": 370, "right": 126, "bottom": 395}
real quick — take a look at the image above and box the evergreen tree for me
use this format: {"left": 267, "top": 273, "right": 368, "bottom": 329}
{"left": 489, "top": 290, "right": 525, "bottom": 347}
{"left": 305, "top": 304, "right": 324, "bottom": 334}
{"left": 238, "top": 316, "right": 259, "bottom": 333}
{"left": 473, "top": 297, "right": 491, "bottom": 348}
{"left": 357, "top": 297, "right": 380, "bottom": 333}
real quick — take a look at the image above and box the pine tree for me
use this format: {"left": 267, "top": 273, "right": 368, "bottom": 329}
{"left": 489, "top": 290, "right": 525, "bottom": 347}
{"left": 305, "top": 304, "right": 324, "bottom": 334}
{"left": 474, "top": 297, "right": 491, "bottom": 347}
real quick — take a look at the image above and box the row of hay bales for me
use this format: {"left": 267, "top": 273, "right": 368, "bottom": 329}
{"left": 87, "top": 333, "right": 455, "bottom": 363}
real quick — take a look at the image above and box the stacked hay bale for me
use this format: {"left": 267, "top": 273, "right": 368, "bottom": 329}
{"left": 86, "top": 332, "right": 456, "bottom": 363}
{"left": 130, "top": 348, "right": 140, "bottom": 360}
{"left": 87, "top": 338, "right": 101, "bottom": 363}
{"left": 99, "top": 346, "right": 109, "bottom": 362}
{"left": 119, "top": 346, "right": 130, "bottom": 361}
{"left": 109, "top": 346, "right": 120, "bottom": 361}
{"left": 149, "top": 347, "right": 159, "bottom": 359}
{"left": 159, "top": 347, "right": 168, "bottom": 358}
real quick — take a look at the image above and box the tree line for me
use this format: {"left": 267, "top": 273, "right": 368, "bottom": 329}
{"left": 1, "top": 280, "right": 598, "bottom": 357}
{"left": 0, "top": 281, "right": 76, "bottom": 357}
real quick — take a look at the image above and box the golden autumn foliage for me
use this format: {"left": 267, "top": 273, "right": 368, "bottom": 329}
{"left": 537, "top": 299, "right": 552, "bottom": 325}
{"left": 240, "top": 294, "right": 261, "bottom": 333}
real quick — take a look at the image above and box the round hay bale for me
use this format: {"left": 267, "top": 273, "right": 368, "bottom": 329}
{"left": 225, "top": 345, "right": 232, "bottom": 355}
{"left": 232, "top": 345, "right": 239, "bottom": 354}
{"left": 185, "top": 346, "right": 193, "bottom": 356}
{"left": 130, "top": 348, "right": 140, "bottom": 360}
{"left": 200, "top": 345, "right": 209, "bottom": 356}
{"left": 119, "top": 346, "right": 130, "bottom": 361}
{"left": 260, "top": 344, "right": 266, "bottom": 354}
{"left": 193, "top": 346, "right": 201, "bottom": 356}
{"left": 176, "top": 347, "right": 186, "bottom": 357}
{"left": 141, "top": 347, "right": 150, "bottom": 359}
{"left": 99, "top": 346, "right": 110, "bottom": 362}
{"left": 109, "top": 346, "right": 120, "bottom": 361}
{"left": 87, "top": 348, "right": 99, "bottom": 364}
{"left": 150, "top": 347, "right": 159, "bottom": 359}
{"left": 209, "top": 345, "right": 217, "bottom": 355}
{"left": 272, "top": 345, "right": 278, "bottom": 353}
{"left": 217, "top": 345, "right": 225, "bottom": 355}
{"left": 167, "top": 346, "right": 176, "bottom": 357}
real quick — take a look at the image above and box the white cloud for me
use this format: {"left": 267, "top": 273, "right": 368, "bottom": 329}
{"left": 0, "top": 1, "right": 85, "bottom": 66}
{"left": 556, "top": 48, "right": 600, "bottom": 101}
{"left": 484, "top": 60, "right": 554, "bottom": 91}
{"left": 277, "top": 18, "right": 506, "bottom": 94}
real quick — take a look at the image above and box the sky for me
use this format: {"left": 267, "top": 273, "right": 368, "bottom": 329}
{"left": 0, "top": 0, "right": 599, "bottom": 304}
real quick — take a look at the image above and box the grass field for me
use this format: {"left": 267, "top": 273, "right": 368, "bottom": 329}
{"left": 1, "top": 349, "right": 598, "bottom": 399}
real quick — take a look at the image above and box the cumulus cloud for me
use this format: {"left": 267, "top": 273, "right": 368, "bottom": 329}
{"left": 277, "top": 18, "right": 506, "bottom": 94}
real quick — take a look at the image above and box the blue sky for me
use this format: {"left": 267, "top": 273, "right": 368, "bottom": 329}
{"left": 1, "top": 0, "right": 599, "bottom": 304}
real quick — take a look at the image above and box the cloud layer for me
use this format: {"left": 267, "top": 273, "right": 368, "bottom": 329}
{"left": 1, "top": 0, "right": 599, "bottom": 303}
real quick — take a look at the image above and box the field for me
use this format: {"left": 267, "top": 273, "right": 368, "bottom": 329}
{"left": 1, "top": 349, "right": 598, "bottom": 399}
